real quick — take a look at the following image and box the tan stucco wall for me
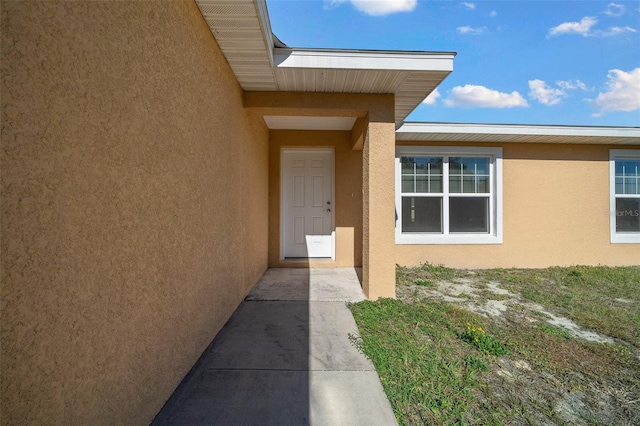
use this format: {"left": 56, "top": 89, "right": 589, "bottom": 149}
{"left": 362, "top": 101, "right": 397, "bottom": 299}
{"left": 268, "top": 130, "right": 363, "bottom": 268}
{"left": 393, "top": 142, "right": 640, "bottom": 268}
{"left": 1, "top": 1, "right": 268, "bottom": 424}
{"left": 245, "top": 92, "right": 397, "bottom": 299}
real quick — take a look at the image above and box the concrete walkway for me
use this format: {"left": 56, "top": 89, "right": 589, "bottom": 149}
{"left": 152, "top": 268, "right": 397, "bottom": 426}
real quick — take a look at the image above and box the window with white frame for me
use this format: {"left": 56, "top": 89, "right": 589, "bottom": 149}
{"left": 610, "top": 150, "right": 640, "bottom": 244}
{"left": 395, "top": 146, "right": 502, "bottom": 244}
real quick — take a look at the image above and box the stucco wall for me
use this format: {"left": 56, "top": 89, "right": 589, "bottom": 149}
{"left": 244, "top": 92, "right": 397, "bottom": 298}
{"left": 1, "top": 1, "right": 268, "bottom": 424}
{"left": 393, "top": 142, "right": 640, "bottom": 268}
{"left": 362, "top": 113, "right": 397, "bottom": 299}
{"left": 268, "top": 130, "right": 363, "bottom": 267}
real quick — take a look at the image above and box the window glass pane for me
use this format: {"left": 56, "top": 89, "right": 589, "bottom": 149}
{"left": 476, "top": 176, "right": 489, "bottom": 193}
{"left": 466, "top": 158, "right": 489, "bottom": 175}
{"left": 415, "top": 176, "right": 429, "bottom": 193}
{"left": 615, "top": 160, "right": 624, "bottom": 176}
{"left": 449, "top": 157, "right": 490, "bottom": 194}
{"left": 430, "top": 176, "right": 443, "bottom": 193}
{"left": 414, "top": 176, "right": 443, "bottom": 193}
{"left": 460, "top": 158, "right": 475, "bottom": 175}
{"left": 625, "top": 179, "right": 638, "bottom": 195}
{"left": 451, "top": 174, "right": 490, "bottom": 194}
{"left": 615, "top": 160, "right": 639, "bottom": 177}
{"left": 402, "top": 176, "right": 414, "bottom": 193}
{"left": 402, "top": 157, "right": 443, "bottom": 174}
{"left": 416, "top": 157, "right": 442, "bottom": 174}
{"left": 449, "top": 176, "right": 461, "bottom": 193}
{"left": 449, "top": 157, "right": 463, "bottom": 174}
{"left": 615, "top": 177, "right": 624, "bottom": 194}
{"left": 463, "top": 177, "right": 476, "bottom": 193}
{"left": 615, "top": 160, "right": 640, "bottom": 195}
{"left": 401, "top": 156, "right": 443, "bottom": 194}
{"left": 449, "top": 197, "right": 489, "bottom": 233}
{"left": 474, "top": 158, "right": 489, "bottom": 175}
{"left": 615, "top": 198, "right": 640, "bottom": 233}
{"left": 402, "top": 197, "right": 442, "bottom": 233}
{"left": 401, "top": 157, "right": 416, "bottom": 174}
{"left": 449, "top": 157, "right": 489, "bottom": 175}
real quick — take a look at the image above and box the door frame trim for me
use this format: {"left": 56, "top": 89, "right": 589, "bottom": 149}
{"left": 280, "top": 147, "right": 336, "bottom": 261}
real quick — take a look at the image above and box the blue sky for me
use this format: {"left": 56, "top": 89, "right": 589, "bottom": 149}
{"left": 266, "top": 0, "right": 640, "bottom": 126}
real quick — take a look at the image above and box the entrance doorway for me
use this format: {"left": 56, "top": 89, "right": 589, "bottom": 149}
{"left": 281, "top": 149, "right": 335, "bottom": 259}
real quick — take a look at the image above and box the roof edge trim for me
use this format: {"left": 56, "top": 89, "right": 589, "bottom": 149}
{"left": 273, "top": 48, "right": 455, "bottom": 72}
{"left": 256, "top": 0, "right": 276, "bottom": 65}
{"left": 397, "top": 122, "right": 640, "bottom": 138}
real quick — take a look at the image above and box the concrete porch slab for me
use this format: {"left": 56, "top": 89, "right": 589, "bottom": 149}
{"left": 246, "top": 267, "right": 366, "bottom": 302}
{"left": 152, "top": 268, "right": 397, "bottom": 426}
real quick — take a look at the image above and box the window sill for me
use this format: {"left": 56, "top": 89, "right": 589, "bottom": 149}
{"left": 610, "top": 233, "right": 640, "bottom": 244}
{"left": 396, "top": 234, "right": 503, "bottom": 245}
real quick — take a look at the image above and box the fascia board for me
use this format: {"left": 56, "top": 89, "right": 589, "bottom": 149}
{"left": 273, "top": 48, "right": 455, "bottom": 72}
{"left": 256, "top": 0, "right": 275, "bottom": 65}
{"left": 397, "top": 123, "right": 640, "bottom": 139}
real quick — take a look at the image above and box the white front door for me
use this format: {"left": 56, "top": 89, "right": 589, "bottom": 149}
{"left": 282, "top": 149, "right": 334, "bottom": 258}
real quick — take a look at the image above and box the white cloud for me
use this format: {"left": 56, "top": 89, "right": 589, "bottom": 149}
{"left": 603, "top": 3, "right": 625, "bottom": 17}
{"left": 557, "top": 79, "right": 589, "bottom": 91}
{"left": 327, "top": 0, "right": 418, "bottom": 16}
{"left": 422, "top": 88, "right": 440, "bottom": 105}
{"left": 457, "top": 25, "right": 487, "bottom": 35}
{"left": 592, "top": 68, "right": 640, "bottom": 115}
{"left": 529, "top": 79, "right": 594, "bottom": 106}
{"left": 598, "top": 26, "right": 637, "bottom": 36}
{"left": 443, "top": 85, "right": 529, "bottom": 108}
{"left": 461, "top": 2, "right": 476, "bottom": 10}
{"left": 325, "top": 0, "right": 347, "bottom": 10}
{"left": 548, "top": 16, "right": 598, "bottom": 37}
{"left": 547, "top": 16, "right": 636, "bottom": 37}
{"left": 490, "top": 11, "right": 497, "bottom": 18}
{"left": 528, "top": 79, "right": 566, "bottom": 105}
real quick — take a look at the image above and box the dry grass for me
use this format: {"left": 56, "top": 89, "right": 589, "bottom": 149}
{"left": 350, "top": 264, "right": 640, "bottom": 425}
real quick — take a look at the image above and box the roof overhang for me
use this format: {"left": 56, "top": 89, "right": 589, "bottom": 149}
{"left": 396, "top": 123, "right": 640, "bottom": 145}
{"left": 195, "top": 0, "right": 455, "bottom": 126}
{"left": 273, "top": 48, "right": 454, "bottom": 126}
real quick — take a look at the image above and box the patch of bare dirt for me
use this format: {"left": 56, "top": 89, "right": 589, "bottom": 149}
{"left": 397, "top": 277, "right": 613, "bottom": 343}
{"left": 397, "top": 277, "right": 640, "bottom": 426}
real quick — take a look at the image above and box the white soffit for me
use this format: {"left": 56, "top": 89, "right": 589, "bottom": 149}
{"left": 194, "top": 0, "right": 455, "bottom": 126}
{"left": 263, "top": 116, "right": 357, "bottom": 131}
{"left": 195, "top": 0, "right": 278, "bottom": 91}
{"left": 273, "top": 48, "right": 454, "bottom": 126}
{"left": 396, "top": 123, "right": 640, "bottom": 145}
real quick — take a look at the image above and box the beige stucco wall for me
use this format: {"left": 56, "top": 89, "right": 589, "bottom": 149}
{"left": 1, "top": 1, "right": 268, "bottom": 424}
{"left": 362, "top": 102, "right": 397, "bottom": 299}
{"left": 393, "top": 142, "right": 640, "bottom": 268}
{"left": 268, "top": 130, "right": 363, "bottom": 268}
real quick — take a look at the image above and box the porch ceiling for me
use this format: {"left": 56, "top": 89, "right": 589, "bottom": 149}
{"left": 194, "top": 0, "right": 455, "bottom": 126}
{"left": 396, "top": 123, "right": 640, "bottom": 145}
{"left": 263, "top": 116, "right": 357, "bottom": 131}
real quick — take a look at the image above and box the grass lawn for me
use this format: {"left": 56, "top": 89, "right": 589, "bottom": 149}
{"left": 348, "top": 264, "right": 640, "bottom": 425}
